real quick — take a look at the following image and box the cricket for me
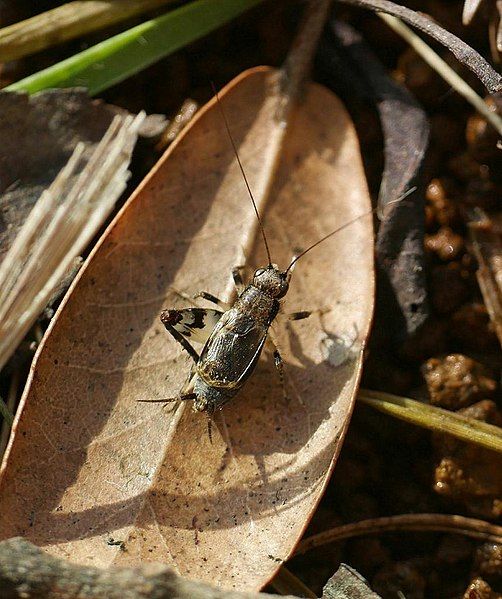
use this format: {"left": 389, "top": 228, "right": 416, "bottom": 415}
{"left": 140, "top": 85, "right": 375, "bottom": 436}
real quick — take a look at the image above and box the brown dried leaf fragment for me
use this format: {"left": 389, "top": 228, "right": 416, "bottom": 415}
{"left": 0, "top": 68, "right": 374, "bottom": 590}
{"left": 469, "top": 213, "right": 502, "bottom": 347}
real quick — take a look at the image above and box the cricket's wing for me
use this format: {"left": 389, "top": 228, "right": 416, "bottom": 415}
{"left": 197, "top": 308, "right": 268, "bottom": 388}
{"left": 161, "top": 308, "right": 223, "bottom": 344}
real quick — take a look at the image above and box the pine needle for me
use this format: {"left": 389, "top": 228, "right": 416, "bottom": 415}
{"left": 359, "top": 389, "right": 502, "bottom": 453}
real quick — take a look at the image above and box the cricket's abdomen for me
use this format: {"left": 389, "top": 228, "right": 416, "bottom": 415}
{"left": 192, "top": 376, "right": 237, "bottom": 413}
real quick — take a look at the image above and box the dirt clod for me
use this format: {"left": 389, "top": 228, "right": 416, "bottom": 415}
{"left": 372, "top": 561, "right": 426, "bottom": 599}
{"left": 450, "top": 303, "right": 499, "bottom": 352}
{"left": 422, "top": 355, "right": 497, "bottom": 409}
{"left": 474, "top": 543, "right": 502, "bottom": 581}
{"left": 426, "top": 227, "right": 464, "bottom": 261}
{"left": 463, "top": 577, "right": 501, "bottom": 599}
{"left": 434, "top": 401, "right": 502, "bottom": 518}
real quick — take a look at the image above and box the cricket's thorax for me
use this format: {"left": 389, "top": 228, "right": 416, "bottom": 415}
{"left": 233, "top": 284, "right": 279, "bottom": 325}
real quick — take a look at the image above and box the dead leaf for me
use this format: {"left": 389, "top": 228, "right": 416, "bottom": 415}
{"left": 324, "top": 20, "right": 430, "bottom": 347}
{"left": 0, "top": 67, "right": 373, "bottom": 591}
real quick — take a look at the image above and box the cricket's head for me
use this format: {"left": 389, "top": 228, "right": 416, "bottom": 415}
{"left": 253, "top": 264, "right": 289, "bottom": 298}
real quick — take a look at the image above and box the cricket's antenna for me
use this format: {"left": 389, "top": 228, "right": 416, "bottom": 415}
{"left": 211, "top": 81, "right": 273, "bottom": 266}
{"left": 285, "top": 190, "right": 415, "bottom": 274}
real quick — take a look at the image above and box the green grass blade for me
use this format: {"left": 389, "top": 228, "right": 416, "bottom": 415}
{"left": 6, "top": 0, "right": 264, "bottom": 96}
{"left": 359, "top": 389, "right": 502, "bottom": 454}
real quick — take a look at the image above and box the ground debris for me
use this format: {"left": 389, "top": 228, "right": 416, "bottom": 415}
{"left": 434, "top": 400, "right": 502, "bottom": 519}
{"left": 322, "top": 563, "right": 382, "bottom": 598}
{"left": 463, "top": 577, "right": 502, "bottom": 599}
{"left": 425, "top": 227, "right": 465, "bottom": 261}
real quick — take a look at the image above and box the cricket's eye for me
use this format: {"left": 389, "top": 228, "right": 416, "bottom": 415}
{"left": 255, "top": 268, "right": 266, "bottom": 277}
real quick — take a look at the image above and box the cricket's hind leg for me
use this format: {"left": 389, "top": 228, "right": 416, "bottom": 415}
{"left": 161, "top": 310, "right": 200, "bottom": 362}
{"left": 161, "top": 307, "right": 222, "bottom": 347}
{"left": 193, "top": 291, "right": 230, "bottom": 310}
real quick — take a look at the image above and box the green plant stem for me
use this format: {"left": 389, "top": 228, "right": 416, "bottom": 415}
{"left": 6, "top": 0, "right": 264, "bottom": 96}
{"left": 0, "top": 396, "right": 13, "bottom": 428}
{"left": 359, "top": 389, "right": 502, "bottom": 453}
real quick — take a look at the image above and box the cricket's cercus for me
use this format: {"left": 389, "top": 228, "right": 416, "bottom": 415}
{"left": 139, "top": 85, "right": 376, "bottom": 439}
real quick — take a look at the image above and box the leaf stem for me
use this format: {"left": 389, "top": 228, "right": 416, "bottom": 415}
{"left": 296, "top": 513, "right": 502, "bottom": 555}
{"left": 271, "top": 567, "right": 317, "bottom": 598}
{"left": 0, "top": 397, "right": 13, "bottom": 428}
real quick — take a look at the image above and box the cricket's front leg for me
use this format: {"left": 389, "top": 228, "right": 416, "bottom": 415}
{"left": 232, "top": 265, "right": 246, "bottom": 293}
{"left": 170, "top": 286, "right": 230, "bottom": 310}
{"left": 287, "top": 310, "right": 311, "bottom": 321}
{"left": 266, "top": 333, "right": 288, "bottom": 402}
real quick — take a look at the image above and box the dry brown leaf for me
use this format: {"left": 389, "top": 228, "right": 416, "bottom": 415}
{"left": 0, "top": 67, "right": 373, "bottom": 591}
